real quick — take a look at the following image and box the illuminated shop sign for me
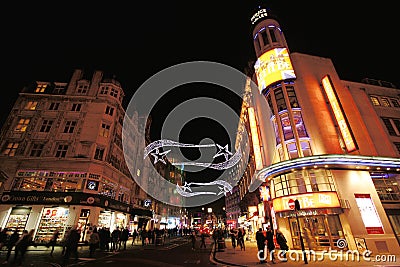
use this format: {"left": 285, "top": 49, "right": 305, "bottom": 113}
{"left": 254, "top": 47, "right": 296, "bottom": 92}
{"left": 248, "top": 107, "right": 263, "bottom": 170}
{"left": 321, "top": 75, "right": 357, "bottom": 152}
{"left": 354, "top": 193, "right": 384, "bottom": 234}
{"left": 259, "top": 185, "right": 270, "bottom": 201}
{"left": 251, "top": 8, "right": 268, "bottom": 25}
{"left": 272, "top": 191, "right": 341, "bottom": 212}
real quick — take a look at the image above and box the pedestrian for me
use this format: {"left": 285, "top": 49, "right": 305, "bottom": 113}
{"left": 237, "top": 228, "right": 245, "bottom": 251}
{"left": 141, "top": 229, "right": 147, "bottom": 246}
{"left": 47, "top": 229, "right": 60, "bottom": 256}
{"left": 256, "top": 228, "right": 266, "bottom": 263}
{"left": 62, "top": 227, "right": 80, "bottom": 265}
{"left": 190, "top": 231, "right": 196, "bottom": 251}
{"left": 2, "top": 230, "right": 19, "bottom": 265}
{"left": 111, "top": 226, "right": 121, "bottom": 251}
{"left": 303, "top": 227, "right": 316, "bottom": 251}
{"left": 276, "top": 229, "right": 289, "bottom": 261}
{"left": 131, "top": 229, "right": 138, "bottom": 246}
{"left": 230, "top": 228, "right": 237, "bottom": 249}
{"left": 88, "top": 228, "right": 100, "bottom": 257}
{"left": 199, "top": 232, "right": 206, "bottom": 249}
{"left": 266, "top": 227, "right": 275, "bottom": 263}
{"left": 120, "top": 226, "right": 129, "bottom": 250}
{"left": 13, "top": 229, "right": 34, "bottom": 266}
{"left": 0, "top": 228, "right": 8, "bottom": 251}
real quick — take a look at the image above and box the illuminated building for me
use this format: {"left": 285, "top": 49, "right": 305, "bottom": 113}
{"left": 0, "top": 69, "right": 161, "bottom": 243}
{"left": 237, "top": 5, "right": 400, "bottom": 254}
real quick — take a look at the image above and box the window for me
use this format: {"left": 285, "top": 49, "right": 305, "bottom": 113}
{"left": 40, "top": 120, "right": 53, "bottom": 132}
{"left": 3, "top": 142, "right": 19, "bottom": 156}
{"left": 53, "top": 85, "right": 66, "bottom": 94}
{"left": 55, "top": 144, "right": 68, "bottom": 157}
{"left": 63, "top": 121, "right": 77, "bottom": 133}
{"left": 260, "top": 29, "right": 269, "bottom": 46}
{"left": 110, "top": 88, "right": 118, "bottom": 98}
{"left": 382, "top": 118, "right": 397, "bottom": 136}
{"left": 94, "top": 147, "right": 105, "bottom": 160}
{"left": 269, "top": 28, "right": 277, "bottom": 42}
{"left": 381, "top": 98, "right": 391, "bottom": 107}
{"left": 100, "top": 123, "right": 110, "bottom": 137}
{"left": 370, "top": 96, "right": 380, "bottom": 106}
{"left": 394, "top": 142, "right": 400, "bottom": 154}
{"left": 76, "top": 84, "right": 88, "bottom": 94}
{"left": 24, "top": 101, "right": 38, "bottom": 110}
{"left": 49, "top": 102, "right": 60, "bottom": 110}
{"left": 30, "top": 143, "right": 44, "bottom": 157}
{"left": 105, "top": 106, "right": 114, "bottom": 116}
{"left": 14, "top": 118, "right": 30, "bottom": 132}
{"left": 71, "top": 103, "right": 82, "bottom": 111}
{"left": 99, "top": 86, "right": 109, "bottom": 95}
{"left": 391, "top": 99, "right": 400, "bottom": 108}
{"left": 35, "top": 84, "right": 47, "bottom": 93}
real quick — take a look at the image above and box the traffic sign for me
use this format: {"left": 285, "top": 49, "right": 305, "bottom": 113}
{"left": 288, "top": 199, "right": 295, "bottom": 210}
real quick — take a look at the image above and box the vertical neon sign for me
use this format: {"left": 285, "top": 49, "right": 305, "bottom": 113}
{"left": 321, "top": 75, "right": 357, "bottom": 152}
{"left": 248, "top": 107, "right": 263, "bottom": 170}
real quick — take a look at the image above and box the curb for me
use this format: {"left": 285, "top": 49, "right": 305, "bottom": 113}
{"left": 210, "top": 242, "right": 247, "bottom": 267}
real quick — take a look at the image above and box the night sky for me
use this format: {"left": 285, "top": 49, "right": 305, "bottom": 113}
{"left": 1, "top": 1, "right": 398, "bottom": 211}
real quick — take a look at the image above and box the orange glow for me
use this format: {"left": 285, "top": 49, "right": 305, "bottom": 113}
{"left": 321, "top": 75, "right": 357, "bottom": 152}
{"left": 254, "top": 47, "right": 296, "bottom": 92}
{"left": 248, "top": 107, "right": 263, "bottom": 170}
{"left": 272, "top": 191, "right": 341, "bottom": 212}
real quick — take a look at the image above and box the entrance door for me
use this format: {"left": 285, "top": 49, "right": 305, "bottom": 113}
{"left": 289, "top": 214, "right": 345, "bottom": 250}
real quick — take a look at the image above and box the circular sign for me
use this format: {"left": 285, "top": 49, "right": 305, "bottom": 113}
{"left": 288, "top": 199, "right": 295, "bottom": 210}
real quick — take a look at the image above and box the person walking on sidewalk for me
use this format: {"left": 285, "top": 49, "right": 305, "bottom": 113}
{"left": 89, "top": 228, "right": 100, "bottom": 257}
{"left": 266, "top": 227, "right": 275, "bottom": 263}
{"left": 2, "top": 230, "right": 19, "bottom": 265}
{"left": 62, "top": 227, "right": 80, "bottom": 265}
{"left": 229, "top": 228, "right": 237, "bottom": 250}
{"left": 47, "top": 229, "right": 60, "bottom": 256}
{"left": 190, "top": 232, "right": 196, "bottom": 251}
{"left": 256, "top": 228, "right": 266, "bottom": 263}
{"left": 199, "top": 232, "right": 206, "bottom": 249}
{"left": 13, "top": 229, "right": 35, "bottom": 266}
{"left": 120, "top": 227, "right": 129, "bottom": 250}
{"left": 276, "top": 229, "right": 289, "bottom": 261}
{"left": 131, "top": 229, "right": 138, "bottom": 246}
{"left": 237, "top": 228, "right": 245, "bottom": 251}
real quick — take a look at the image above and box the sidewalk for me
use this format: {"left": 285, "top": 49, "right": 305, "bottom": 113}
{"left": 213, "top": 238, "right": 400, "bottom": 267}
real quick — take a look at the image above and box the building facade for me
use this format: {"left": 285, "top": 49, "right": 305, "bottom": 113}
{"left": 0, "top": 69, "right": 169, "bottom": 244}
{"left": 235, "top": 6, "right": 400, "bottom": 255}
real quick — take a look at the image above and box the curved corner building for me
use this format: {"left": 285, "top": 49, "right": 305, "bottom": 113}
{"left": 244, "top": 6, "right": 400, "bottom": 254}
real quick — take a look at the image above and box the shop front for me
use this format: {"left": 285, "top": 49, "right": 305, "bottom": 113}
{"left": 273, "top": 191, "right": 346, "bottom": 251}
{"left": 0, "top": 191, "right": 132, "bottom": 243}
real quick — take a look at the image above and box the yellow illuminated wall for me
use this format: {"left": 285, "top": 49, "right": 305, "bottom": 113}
{"left": 248, "top": 107, "right": 263, "bottom": 170}
{"left": 321, "top": 75, "right": 357, "bottom": 152}
{"left": 254, "top": 47, "right": 296, "bottom": 92}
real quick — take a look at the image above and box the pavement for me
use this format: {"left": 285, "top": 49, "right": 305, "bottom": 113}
{"left": 212, "top": 238, "right": 400, "bottom": 267}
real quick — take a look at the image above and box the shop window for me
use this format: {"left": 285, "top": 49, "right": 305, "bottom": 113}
{"left": 4, "top": 207, "right": 31, "bottom": 235}
{"left": 372, "top": 173, "right": 400, "bottom": 201}
{"left": 24, "top": 101, "right": 38, "bottom": 110}
{"left": 35, "top": 207, "right": 69, "bottom": 244}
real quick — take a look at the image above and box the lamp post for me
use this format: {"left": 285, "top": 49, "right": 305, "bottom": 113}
{"left": 294, "top": 200, "right": 308, "bottom": 264}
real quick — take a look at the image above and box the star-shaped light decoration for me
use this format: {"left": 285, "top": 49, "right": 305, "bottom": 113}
{"left": 150, "top": 148, "right": 170, "bottom": 164}
{"left": 213, "top": 144, "right": 233, "bottom": 161}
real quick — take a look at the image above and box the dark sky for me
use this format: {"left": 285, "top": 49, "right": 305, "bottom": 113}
{"left": 1, "top": 1, "right": 398, "bottom": 211}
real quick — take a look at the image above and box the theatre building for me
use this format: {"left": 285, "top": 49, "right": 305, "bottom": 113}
{"left": 0, "top": 69, "right": 152, "bottom": 243}
{"left": 241, "top": 6, "right": 400, "bottom": 254}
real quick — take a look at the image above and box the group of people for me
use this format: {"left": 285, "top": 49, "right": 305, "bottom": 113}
{"left": 0, "top": 228, "right": 36, "bottom": 266}
{"left": 256, "top": 227, "right": 289, "bottom": 264}
{"left": 229, "top": 227, "right": 246, "bottom": 251}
